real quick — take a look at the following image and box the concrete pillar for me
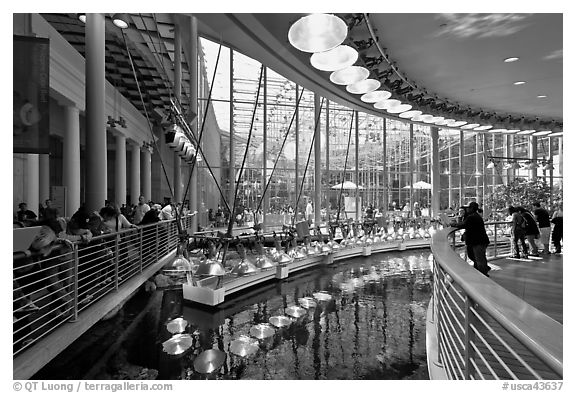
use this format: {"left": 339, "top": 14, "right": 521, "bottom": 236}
{"left": 141, "top": 148, "right": 152, "bottom": 204}
{"left": 114, "top": 133, "right": 127, "bottom": 206}
{"left": 26, "top": 154, "right": 40, "bottom": 216}
{"left": 63, "top": 105, "right": 81, "bottom": 216}
{"left": 39, "top": 154, "right": 50, "bottom": 206}
{"left": 314, "top": 93, "right": 322, "bottom": 225}
{"left": 130, "top": 143, "right": 141, "bottom": 204}
{"left": 430, "top": 127, "right": 440, "bottom": 217}
{"left": 85, "top": 13, "right": 107, "bottom": 212}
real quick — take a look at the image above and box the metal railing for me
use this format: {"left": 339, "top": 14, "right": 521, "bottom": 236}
{"left": 430, "top": 224, "right": 562, "bottom": 380}
{"left": 13, "top": 215, "right": 194, "bottom": 357}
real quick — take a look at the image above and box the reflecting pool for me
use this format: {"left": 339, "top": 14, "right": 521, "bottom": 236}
{"left": 129, "top": 250, "right": 432, "bottom": 380}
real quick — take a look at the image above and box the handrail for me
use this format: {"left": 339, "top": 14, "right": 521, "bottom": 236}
{"left": 430, "top": 227, "right": 562, "bottom": 378}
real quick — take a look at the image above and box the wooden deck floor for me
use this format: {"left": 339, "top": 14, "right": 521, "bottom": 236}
{"left": 488, "top": 253, "right": 563, "bottom": 324}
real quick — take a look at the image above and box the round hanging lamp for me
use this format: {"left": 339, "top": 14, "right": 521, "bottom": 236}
{"left": 361, "top": 90, "right": 392, "bottom": 103}
{"left": 330, "top": 66, "right": 369, "bottom": 85}
{"left": 310, "top": 45, "right": 358, "bottom": 71}
{"left": 474, "top": 125, "right": 493, "bottom": 131}
{"left": 461, "top": 123, "right": 480, "bottom": 130}
{"left": 112, "top": 13, "right": 130, "bottom": 29}
{"left": 448, "top": 120, "right": 468, "bottom": 127}
{"left": 387, "top": 103, "right": 412, "bottom": 114}
{"left": 420, "top": 114, "right": 435, "bottom": 123}
{"left": 532, "top": 130, "right": 552, "bottom": 136}
{"left": 374, "top": 99, "right": 400, "bottom": 110}
{"left": 516, "top": 129, "right": 536, "bottom": 135}
{"left": 501, "top": 129, "right": 520, "bottom": 134}
{"left": 435, "top": 118, "right": 453, "bottom": 126}
{"left": 288, "top": 14, "right": 348, "bottom": 53}
{"left": 346, "top": 79, "right": 381, "bottom": 94}
{"left": 399, "top": 110, "right": 422, "bottom": 119}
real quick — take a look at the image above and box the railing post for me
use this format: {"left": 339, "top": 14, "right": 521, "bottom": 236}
{"left": 72, "top": 244, "right": 79, "bottom": 321}
{"left": 464, "top": 295, "right": 473, "bottom": 380}
{"left": 155, "top": 224, "right": 159, "bottom": 261}
{"left": 139, "top": 227, "right": 143, "bottom": 273}
{"left": 434, "top": 258, "right": 442, "bottom": 366}
{"left": 114, "top": 233, "right": 120, "bottom": 291}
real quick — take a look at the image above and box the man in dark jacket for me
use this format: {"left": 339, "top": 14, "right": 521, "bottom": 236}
{"left": 532, "top": 202, "right": 551, "bottom": 254}
{"left": 451, "top": 201, "right": 491, "bottom": 277}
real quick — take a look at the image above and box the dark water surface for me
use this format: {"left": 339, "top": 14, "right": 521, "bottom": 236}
{"left": 36, "top": 250, "right": 433, "bottom": 380}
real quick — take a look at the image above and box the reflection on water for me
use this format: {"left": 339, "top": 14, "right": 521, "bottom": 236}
{"left": 120, "top": 250, "right": 432, "bottom": 380}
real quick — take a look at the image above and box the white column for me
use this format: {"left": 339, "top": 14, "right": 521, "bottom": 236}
{"left": 141, "top": 148, "right": 152, "bottom": 204}
{"left": 558, "top": 137, "right": 563, "bottom": 177}
{"left": 85, "top": 13, "right": 107, "bottom": 212}
{"left": 130, "top": 143, "right": 141, "bottom": 204}
{"left": 114, "top": 133, "right": 127, "bottom": 206}
{"left": 39, "top": 154, "right": 50, "bottom": 205}
{"left": 26, "top": 154, "right": 40, "bottom": 216}
{"left": 382, "top": 119, "right": 388, "bottom": 211}
{"left": 63, "top": 105, "right": 81, "bottom": 216}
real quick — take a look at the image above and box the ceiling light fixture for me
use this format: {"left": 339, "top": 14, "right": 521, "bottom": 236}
{"left": 532, "top": 130, "right": 552, "bottom": 136}
{"left": 448, "top": 121, "right": 468, "bottom": 127}
{"left": 501, "top": 129, "right": 520, "bottom": 134}
{"left": 548, "top": 131, "right": 563, "bottom": 137}
{"left": 474, "top": 125, "right": 493, "bottom": 131}
{"left": 537, "top": 95, "right": 547, "bottom": 98}
{"left": 420, "top": 114, "right": 434, "bottom": 123}
{"left": 461, "top": 123, "right": 480, "bottom": 130}
{"left": 374, "top": 99, "right": 400, "bottom": 110}
{"left": 288, "top": 13, "right": 348, "bottom": 53}
{"left": 504, "top": 57, "right": 519, "bottom": 63}
{"left": 346, "top": 79, "right": 381, "bottom": 94}
{"left": 488, "top": 128, "right": 506, "bottom": 133}
{"left": 513, "top": 81, "right": 526, "bottom": 85}
{"left": 399, "top": 110, "right": 422, "bottom": 119}
{"left": 77, "top": 13, "right": 86, "bottom": 23}
{"left": 387, "top": 104, "right": 413, "bottom": 114}
{"left": 516, "top": 130, "right": 536, "bottom": 135}
{"left": 310, "top": 45, "right": 358, "bottom": 71}
{"left": 435, "top": 118, "right": 453, "bottom": 126}
{"left": 361, "top": 90, "right": 392, "bottom": 103}
{"left": 112, "top": 13, "right": 130, "bottom": 29}
{"left": 330, "top": 66, "right": 369, "bottom": 85}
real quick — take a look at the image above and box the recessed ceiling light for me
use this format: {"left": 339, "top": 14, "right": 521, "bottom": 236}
{"left": 537, "top": 95, "right": 547, "bottom": 98}
{"left": 504, "top": 57, "right": 519, "bottom": 63}
{"left": 514, "top": 81, "right": 526, "bottom": 85}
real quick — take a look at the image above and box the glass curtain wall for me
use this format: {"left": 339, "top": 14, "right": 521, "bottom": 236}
{"left": 196, "top": 36, "right": 563, "bottom": 229}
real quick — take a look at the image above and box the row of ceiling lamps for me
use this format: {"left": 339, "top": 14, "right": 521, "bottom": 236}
{"left": 287, "top": 14, "right": 562, "bottom": 138}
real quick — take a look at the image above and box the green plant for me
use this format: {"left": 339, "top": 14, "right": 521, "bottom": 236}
{"left": 484, "top": 178, "right": 558, "bottom": 214}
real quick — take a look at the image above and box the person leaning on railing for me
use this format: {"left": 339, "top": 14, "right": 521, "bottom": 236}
{"left": 450, "top": 201, "right": 491, "bottom": 277}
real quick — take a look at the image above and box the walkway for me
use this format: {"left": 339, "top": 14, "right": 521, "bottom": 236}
{"left": 488, "top": 253, "right": 563, "bottom": 323}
